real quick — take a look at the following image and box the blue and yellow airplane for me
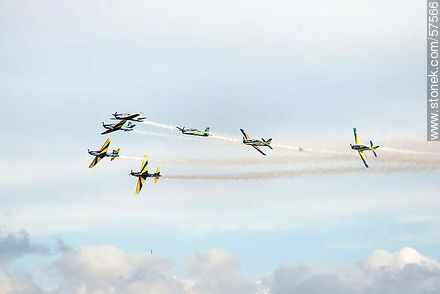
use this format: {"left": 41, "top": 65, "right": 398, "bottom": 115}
{"left": 350, "top": 128, "right": 380, "bottom": 168}
{"left": 101, "top": 119, "right": 136, "bottom": 135}
{"left": 88, "top": 138, "right": 120, "bottom": 168}
{"left": 240, "top": 129, "right": 272, "bottom": 156}
{"left": 130, "top": 155, "right": 161, "bottom": 194}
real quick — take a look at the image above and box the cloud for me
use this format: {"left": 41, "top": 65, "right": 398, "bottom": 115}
{"left": 0, "top": 230, "right": 50, "bottom": 266}
{"left": 364, "top": 247, "right": 440, "bottom": 271}
{"left": 0, "top": 271, "right": 43, "bottom": 294}
{"left": 263, "top": 247, "right": 440, "bottom": 294}
{"left": 47, "top": 246, "right": 254, "bottom": 294}
{"left": 1, "top": 238, "right": 439, "bottom": 294}
{"left": 49, "top": 245, "right": 185, "bottom": 294}
{"left": 187, "top": 249, "right": 255, "bottom": 294}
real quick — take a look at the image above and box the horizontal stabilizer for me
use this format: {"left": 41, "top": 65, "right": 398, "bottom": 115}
{"left": 110, "top": 148, "right": 121, "bottom": 161}
{"left": 154, "top": 167, "right": 161, "bottom": 184}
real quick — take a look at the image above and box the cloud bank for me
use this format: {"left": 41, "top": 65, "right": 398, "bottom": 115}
{"left": 1, "top": 232, "right": 439, "bottom": 294}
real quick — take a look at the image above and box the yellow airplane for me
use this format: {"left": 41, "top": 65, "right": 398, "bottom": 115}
{"left": 350, "top": 128, "right": 380, "bottom": 168}
{"left": 130, "top": 155, "right": 161, "bottom": 194}
{"left": 88, "top": 138, "right": 120, "bottom": 168}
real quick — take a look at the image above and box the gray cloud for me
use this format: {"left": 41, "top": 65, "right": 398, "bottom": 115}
{"left": 187, "top": 249, "right": 255, "bottom": 294}
{"left": 262, "top": 248, "right": 440, "bottom": 294}
{"left": 0, "top": 230, "right": 50, "bottom": 266}
{"left": 263, "top": 264, "right": 351, "bottom": 294}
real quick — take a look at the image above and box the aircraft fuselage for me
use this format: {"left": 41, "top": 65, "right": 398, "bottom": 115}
{"left": 351, "top": 144, "right": 372, "bottom": 152}
{"left": 243, "top": 139, "right": 271, "bottom": 147}
{"left": 182, "top": 129, "right": 209, "bottom": 136}
{"left": 103, "top": 124, "right": 135, "bottom": 131}
{"left": 111, "top": 112, "right": 146, "bottom": 122}
{"left": 88, "top": 150, "right": 119, "bottom": 158}
{"left": 130, "top": 171, "right": 161, "bottom": 178}
{"left": 177, "top": 127, "right": 210, "bottom": 137}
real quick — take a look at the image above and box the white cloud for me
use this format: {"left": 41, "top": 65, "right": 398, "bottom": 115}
{"left": 0, "top": 271, "right": 43, "bottom": 294}
{"left": 48, "top": 246, "right": 254, "bottom": 294}
{"left": 364, "top": 247, "right": 440, "bottom": 271}
{"left": 50, "top": 245, "right": 184, "bottom": 294}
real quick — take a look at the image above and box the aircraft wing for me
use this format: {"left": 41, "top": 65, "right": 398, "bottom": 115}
{"left": 101, "top": 128, "right": 117, "bottom": 135}
{"left": 119, "top": 114, "right": 137, "bottom": 120}
{"left": 353, "top": 128, "right": 360, "bottom": 145}
{"left": 99, "top": 138, "right": 111, "bottom": 154}
{"left": 113, "top": 119, "right": 127, "bottom": 129}
{"left": 240, "top": 129, "right": 250, "bottom": 139}
{"left": 252, "top": 145, "right": 266, "bottom": 156}
{"left": 140, "top": 155, "right": 149, "bottom": 174}
{"left": 136, "top": 176, "right": 146, "bottom": 194}
{"left": 101, "top": 120, "right": 127, "bottom": 135}
{"left": 358, "top": 151, "right": 369, "bottom": 168}
{"left": 89, "top": 156, "right": 103, "bottom": 168}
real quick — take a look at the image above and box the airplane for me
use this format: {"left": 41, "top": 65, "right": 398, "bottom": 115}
{"left": 88, "top": 138, "right": 121, "bottom": 168}
{"left": 240, "top": 129, "right": 273, "bottom": 156}
{"left": 111, "top": 112, "right": 146, "bottom": 122}
{"left": 176, "top": 126, "right": 211, "bottom": 137}
{"left": 101, "top": 119, "right": 136, "bottom": 135}
{"left": 350, "top": 128, "right": 380, "bottom": 168}
{"left": 130, "top": 155, "right": 161, "bottom": 194}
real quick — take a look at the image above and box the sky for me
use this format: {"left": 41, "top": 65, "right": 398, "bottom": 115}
{"left": 1, "top": 0, "right": 440, "bottom": 293}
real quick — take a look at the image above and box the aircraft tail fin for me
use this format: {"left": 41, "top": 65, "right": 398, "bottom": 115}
{"left": 111, "top": 148, "right": 121, "bottom": 161}
{"left": 154, "top": 167, "right": 161, "bottom": 184}
{"left": 266, "top": 138, "right": 273, "bottom": 149}
{"left": 370, "top": 141, "right": 380, "bottom": 157}
{"left": 176, "top": 126, "right": 184, "bottom": 132}
{"left": 205, "top": 127, "right": 210, "bottom": 132}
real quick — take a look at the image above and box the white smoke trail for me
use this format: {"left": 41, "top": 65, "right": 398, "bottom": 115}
{"left": 162, "top": 165, "right": 439, "bottom": 181}
{"left": 119, "top": 155, "right": 148, "bottom": 162}
{"left": 210, "top": 133, "right": 242, "bottom": 144}
{"left": 142, "top": 120, "right": 175, "bottom": 130}
{"left": 137, "top": 120, "right": 440, "bottom": 158}
{"left": 271, "top": 143, "right": 345, "bottom": 155}
{"left": 138, "top": 120, "right": 341, "bottom": 154}
{"left": 380, "top": 147, "right": 439, "bottom": 157}
{"left": 133, "top": 130, "right": 188, "bottom": 141}
{"left": 119, "top": 151, "right": 440, "bottom": 167}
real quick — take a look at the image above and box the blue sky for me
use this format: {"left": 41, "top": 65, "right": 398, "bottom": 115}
{"left": 1, "top": 0, "right": 439, "bottom": 292}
